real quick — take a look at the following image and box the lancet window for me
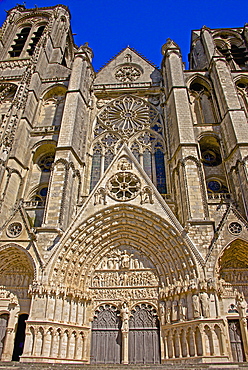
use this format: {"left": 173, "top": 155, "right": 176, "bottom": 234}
{"left": 9, "top": 23, "right": 46, "bottom": 58}
{"left": 199, "top": 135, "right": 228, "bottom": 197}
{"left": 90, "top": 95, "right": 167, "bottom": 194}
{"left": 214, "top": 32, "right": 248, "bottom": 70}
{"left": 189, "top": 81, "right": 218, "bottom": 124}
{"left": 37, "top": 86, "right": 66, "bottom": 128}
{"left": 236, "top": 80, "right": 248, "bottom": 118}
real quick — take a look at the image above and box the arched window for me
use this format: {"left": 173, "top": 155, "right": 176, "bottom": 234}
{"left": 214, "top": 32, "right": 248, "bottom": 70}
{"left": 236, "top": 80, "right": 248, "bottom": 118}
{"left": 89, "top": 96, "right": 166, "bottom": 194}
{"left": 9, "top": 27, "right": 31, "bottom": 57}
{"left": 190, "top": 81, "right": 217, "bottom": 124}
{"left": 199, "top": 135, "right": 229, "bottom": 197}
{"left": 27, "top": 25, "right": 45, "bottom": 56}
{"left": 9, "top": 24, "right": 46, "bottom": 58}
{"left": 37, "top": 86, "right": 66, "bottom": 128}
{"left": 154, "top": 144, "right": 166, "bottom": 194}
{"left": 90, "top": 144, "right": 102, "bottom": 191}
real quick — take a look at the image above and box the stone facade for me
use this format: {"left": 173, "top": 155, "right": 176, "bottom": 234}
{"left": 0, "top": 5, "right": 248, "bottom": 364}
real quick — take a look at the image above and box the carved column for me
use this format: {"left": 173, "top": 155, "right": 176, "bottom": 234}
{"left": 182, "top": 329, "right": 190, "bottom": 357}
{"left": 169, "top": 331, "right": 175, "bottom": 358}
{"left": 160, "top": 331, "right": 165, "bottom": 361}
{"left": 1, "top": 327, "right": 15, "bottom": 361}
{"left": 175, "top": 331, "right": 182, "bottom": 358}
{"left": 163, "top": 332, "right": 169, "bottom": 359}
{"left": 210, "top": 327, "right": 216, "bottom": 356}
{"left": 191, "top": 328, "right": 197, "bottom": 357}
{"left": 121, "top": 330, "right": 128, "bottom": 364}
{"left": 120, "top": 303, "right": 129, "bottom": 364}
{"left": 239, "top": 318, "right": 248, "bottom": 361}
{"left": 199, "top": 325, "right": 206, "bottom": 356}
{"left": 31, "top": 327, "right": 39, "bottom": 357}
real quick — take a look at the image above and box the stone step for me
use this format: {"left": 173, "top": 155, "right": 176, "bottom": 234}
{"left": 0, "top": 363, "right": 248, "bottom": 370}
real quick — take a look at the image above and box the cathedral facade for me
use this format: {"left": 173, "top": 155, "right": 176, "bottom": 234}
{"left": 0, "top": 4, "right": 248, "bottom": 365}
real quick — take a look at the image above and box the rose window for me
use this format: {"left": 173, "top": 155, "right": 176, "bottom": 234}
{"left": 115, "top": 65, "right": 141, "bottom": 82}
{"left": 107, "top": 172, "right": 140, "bottom": 201}
{"left": 98, "top": 95, "right": 150, "bottom": 135}
{"left": 228, "top": 222, "right": 242, "bottom": 235}
{"left": 7, "top": 222, "right": 22, "bottom": 237}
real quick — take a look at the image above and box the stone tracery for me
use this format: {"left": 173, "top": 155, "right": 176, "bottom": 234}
{"left": 115, "top": 65, "right": 142, "bottom": 82}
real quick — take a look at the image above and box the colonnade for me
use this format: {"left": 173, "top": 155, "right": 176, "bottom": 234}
{"left": 161, "top": 321, "right": 227, "bottom": 361}
{"left": 22, "top": 324, "right": 89, "bottom": 362}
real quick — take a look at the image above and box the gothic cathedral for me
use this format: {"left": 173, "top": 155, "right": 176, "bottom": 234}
{"left": 0, "top": 4, "right": 248, "bottom": 365}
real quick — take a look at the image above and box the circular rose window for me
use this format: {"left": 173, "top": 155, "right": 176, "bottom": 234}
{"left": 228, "top": 222, "right": 242, "bottom": 235}
{"left": 7, "top": 222, "right": 23, "bottom": 237}
{"left": 107, "top": 172, "right": 140, "bottom": 201}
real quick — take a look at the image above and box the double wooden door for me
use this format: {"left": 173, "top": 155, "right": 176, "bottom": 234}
{"left": 91, "top": 303, "right": 160, "bottom": 364}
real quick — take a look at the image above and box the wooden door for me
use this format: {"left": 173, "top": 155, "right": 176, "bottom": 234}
{"left": 0, "top": 314, "right": 9, "bottom": 359}
{"left": 228, "top": 319, "right": 245, "bottom": 362}
{"left": 129, "top": 303, "right": 160, "bottom": 364}
{"left": 91, "top": 304, "right": 121, "bottom": 364}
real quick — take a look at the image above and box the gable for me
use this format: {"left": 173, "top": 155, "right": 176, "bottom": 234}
{"left": 94, "top": 47, "right": 161, "bottom": 86}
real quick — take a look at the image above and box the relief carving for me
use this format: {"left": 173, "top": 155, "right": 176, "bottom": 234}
{"left": 94, "top": 187, "right": 107, "bottom": 205}
{"left": 140, "top": 186, "right": 153, "bottom": 204}
{"left": 90, "top": 247, "right": 159, "bottom": 301}
{"left": 117, "top": 158, "right": 132, "bottom": 171}
{"left": 92, "top": 287, "right": 158, "bottom": 300}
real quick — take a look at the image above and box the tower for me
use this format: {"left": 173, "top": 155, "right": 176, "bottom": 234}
{"left": 0, "top": 5, "right": 248, "bottom": 365}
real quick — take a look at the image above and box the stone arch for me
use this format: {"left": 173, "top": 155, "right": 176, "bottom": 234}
{"left": 188, "top": 76, "right": 219, "bottom": 124}
{"left": 49, "top": 205, "right": 200, "bottom": 290}
{"left": 0, "top": 243, "right": 36, "bottom": 283}
{"left": 204, "top": 324, "right": 214, "bottom": 356}
{"left": 215, "top": 238, "right": 248, "bottom": 298}
{"left": 214, "top": 324, "right": 224, "bottom": 356}
{"left": 186, "top": 327, "right": 196, "bottom": 357}
{"left": 36, "top": 85, "right": 67, "bottom": 128}
{"left": 15, "top": 13, "right": 50, "bottom": 26}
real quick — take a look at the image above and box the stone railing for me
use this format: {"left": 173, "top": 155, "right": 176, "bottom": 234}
{"left": 0, "top": 58, "right": 30, "bottom": 70}
{"left": 23, "top": 200, "right": 45, "bottom": 208}
{"left": 94, "top": 82, "right": 152, "bottom": 90}
{"left": 31, "top": 125, "right": 60, "bottom": 135}
{"left": 208, "top": 192, "right": 231, "bottom": 200}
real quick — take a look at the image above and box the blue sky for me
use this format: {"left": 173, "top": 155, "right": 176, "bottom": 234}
{"left": 0, "top": 0, "right": 247, "bottom": 71}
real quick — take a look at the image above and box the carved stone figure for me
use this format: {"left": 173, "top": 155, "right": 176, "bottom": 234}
{"left": 140, "top": 186, "right": 154, "bottom": 204}
{"left": 165, "top": 300, "right": 171, "bottom": 324}
{"left": 236, "top": 292, "right": 247, "bottom": 318}
{"left": 94, "top": 187, "right": 107, "bottom": 205}
{"left": 117, "top": 158, "right": 132, "bottom": 171}
{"left": 192, "top": 294, "right": 201, "bottom": 318}
{"left": 200, "top": 291, "right": 210, "bottom": 318}
{"left": 120, "top": 302, "right": 129, "bottom": 332}
{"left": 159, "top": 301, "right": 165, "bottom": 326}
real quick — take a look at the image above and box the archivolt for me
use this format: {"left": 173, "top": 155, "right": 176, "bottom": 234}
{"left": 0, "top": 243, "right": 36, "bottom": 279}
{"left": 49, "top": 205, "right": 200, "bottom": 289}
